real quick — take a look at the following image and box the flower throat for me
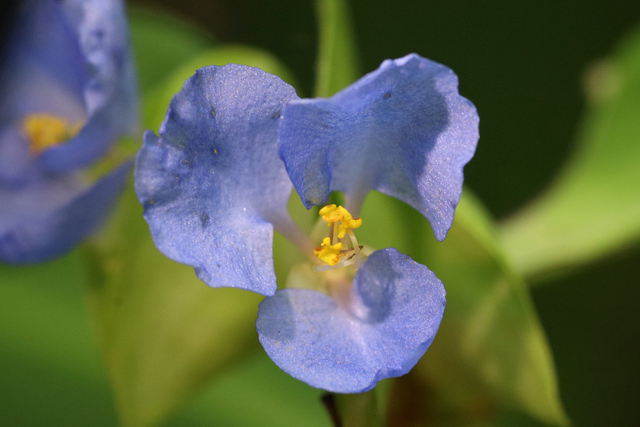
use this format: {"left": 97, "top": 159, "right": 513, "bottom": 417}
{"left": 22, "top": 113, "right": 81, "bottom": 155}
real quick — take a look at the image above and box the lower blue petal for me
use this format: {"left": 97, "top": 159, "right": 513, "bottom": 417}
{"left": 257, "top": 248, "right": 446, "bottom": 393}
{"left": 0, "top": 161, "right": 131, "bottom": 263}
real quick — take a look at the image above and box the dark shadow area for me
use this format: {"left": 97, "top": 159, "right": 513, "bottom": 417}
{"left": 532, "top": 244, "right": 640, "bottom": 426}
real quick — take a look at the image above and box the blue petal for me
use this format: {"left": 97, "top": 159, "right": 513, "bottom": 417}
{"left": 135, "top": 65, "right": 299, "bottom": 296}
{"left": 278, "top": 54, "right": 479, "bottom": 240}
{"left": 0, "top": 161, "right": 131, "bottom": 263}
{"left": 0, "top": 125, "right": 44, "bottom": 185}
{"left": 256, "top": 248, "right": 446, "bottom": 393}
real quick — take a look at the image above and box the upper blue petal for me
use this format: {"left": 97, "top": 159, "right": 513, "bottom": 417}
{"left": 278, "top": 53, "right": 479, "bottom": 240}
{"left": 135, "top": 65, "right": 299, "bottom": 296}
{"left": 256, "top": 248, "right": 446, "bottom": 393}
{"left": 0, "top": 161, "right": 131, "bottom": 263}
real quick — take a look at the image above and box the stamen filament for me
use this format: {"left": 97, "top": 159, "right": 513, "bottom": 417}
{"left": 271, "top": 214, "right": 319, "bottom": 264}
{"left": 345, "top": 228, "right": 362, "bottom": 269}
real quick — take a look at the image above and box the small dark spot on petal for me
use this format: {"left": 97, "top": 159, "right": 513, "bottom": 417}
{"left": 210, "top": 107, "right": 216, "bottom": 117}
{"left": 201, "top": 213, "right": 210, "bottom": 228}
{"left": 384, "top": 92, "right": 391, "bottom": 99}
{"left": 272, "top": 111, "right": 281, "bottom": 119}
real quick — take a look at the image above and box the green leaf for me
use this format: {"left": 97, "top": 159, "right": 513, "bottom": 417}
{"left": 129, "top": 8, "right": 216, "bottom": 95}
{"left": 360, "top": 191, "right": 568, "bottom": 426}
{"left": 86, "top": 184, "right": 263, "bottom": 427}
{"left": 163, "top": 351, "right": 332, "bottom": 427}
{"left": 314, "top": 0, "right": 360, "bottom": 97}
{"left": 0, "top": 253, "right": 119, "bottom": 425}
{"left": 499, "top": 25, "right": 640, "bottom": 278}
{"left": 144, "top": 46, "right": 299, "bottom": 132}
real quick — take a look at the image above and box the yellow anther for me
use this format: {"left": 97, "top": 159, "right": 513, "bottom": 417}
{"left": 314, "top": 237, "right": 344, "bottom": 266}
{"left": 22, "top": 113, "right": 81, "bottom": 155}
{"left": 319, "top": 204, "right": 343, "bottom": 223}
{"left": 318, "top": 205, "right": 362, "bottom": 239}
{"left": 336, "top": 208, "right": 362, "bottom": 239}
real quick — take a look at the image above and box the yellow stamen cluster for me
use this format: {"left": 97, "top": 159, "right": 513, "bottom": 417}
{"left": 314, "top": 237, "right": 343, "bottom": 266}
{"left": 313, "top": 204, "right": 363, "bottom": 267}
{"left": 319, "top": 204, "right": 363, "bottom": 239}
{"left": 22, "top": 113, "right": 81, "bottom": 155}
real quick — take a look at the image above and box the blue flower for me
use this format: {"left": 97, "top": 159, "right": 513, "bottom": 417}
{"left": 136, "top": 54, "right": 478, "bottom": 393}
{"left": 0, "top": 0, "right": 137, "bottom": 263}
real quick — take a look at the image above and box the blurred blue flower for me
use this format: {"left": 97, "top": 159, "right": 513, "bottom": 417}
{"left": 0, "top": 0, "right": 137, "bottom": 263}
{"left": 136, "top": 55, "right": 477, "bottom": 393}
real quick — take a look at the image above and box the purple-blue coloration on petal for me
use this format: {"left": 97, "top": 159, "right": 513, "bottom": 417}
{"left": 135, "top": 65, "right": 298, "bottom": 296}
{"left": 256, "top": 248, "right": 446, "bottom": 393}
{"left": 0, "top": 0, "right": 138, "bottom": 263}
{"left": 0, "top": 161, "right": 132, "bottom": 263}
{"left": 278, "top": 53, "right": 479, "bottom": 241}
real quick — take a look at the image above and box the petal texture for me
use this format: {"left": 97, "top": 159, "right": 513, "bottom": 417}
{"left": 278, "top": 53, "right": 479, "bottom": 240}
{"left": 257, "top": 248, "right": 446, "bottom": 393}
{"left": 135, "top": 65, "right": 298, "bottom": 296}
{"left": 0, "top": 161, "right": 131, "bottom": 263}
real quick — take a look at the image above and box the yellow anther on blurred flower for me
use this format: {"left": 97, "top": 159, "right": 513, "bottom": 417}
{"left": 318, "top": 204, "right": 362, "bottom": 239}
{"left": 314, "top": 237, "right": 344, "bottom": 266}
{"left": 22, "top": 113, "right": 81, "bottom": 155}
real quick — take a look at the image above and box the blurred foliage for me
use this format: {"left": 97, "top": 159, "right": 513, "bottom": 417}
{"left": 336, "top": 391, "right": 383, "bottom": 427}
{"left": 314, "top": 0, "right": 360, "bottom": 97}
{"left": 85, "top": 184, "right": 262, "bottom": 427}
{"left": 499, "top": 25, "right": 640, "bottom": 278}
{"left": 128, "top": 7, "right": 216, "bottom": 94}
{"left": 0, "top": 253, "right": 119, "bottom": 426}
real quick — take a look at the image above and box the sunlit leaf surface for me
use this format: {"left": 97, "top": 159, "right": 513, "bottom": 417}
{"left": 499, "top": 25, "right": 640, "bottom": 278}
